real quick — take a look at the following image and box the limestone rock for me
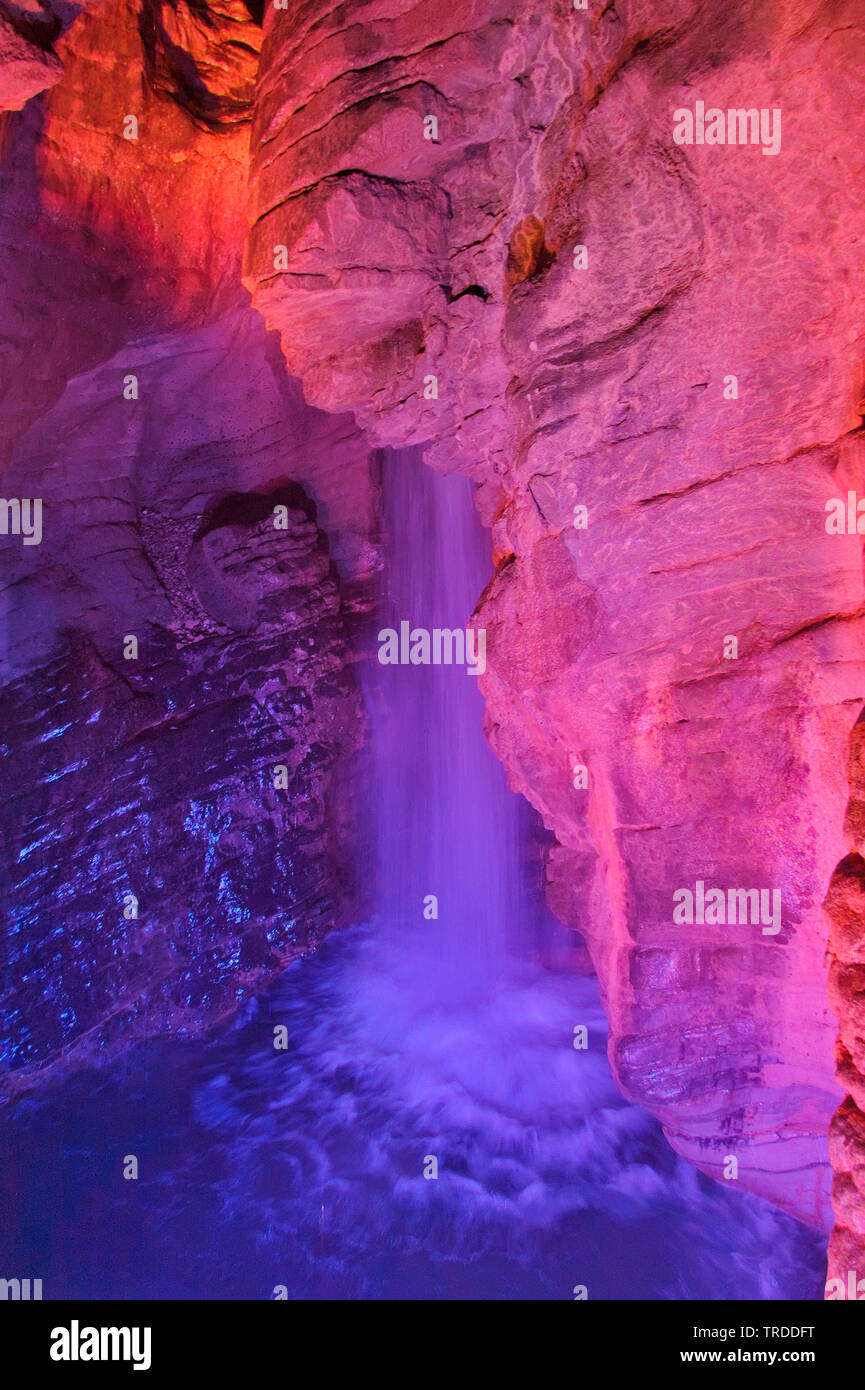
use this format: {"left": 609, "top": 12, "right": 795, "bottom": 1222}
{"left": 245, "top": 0, "right": 865, "bottom": 1228}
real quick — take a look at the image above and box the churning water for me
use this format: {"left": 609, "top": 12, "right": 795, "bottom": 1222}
{"left": 0, "top": 449, "right": 825, "bottom": 1299}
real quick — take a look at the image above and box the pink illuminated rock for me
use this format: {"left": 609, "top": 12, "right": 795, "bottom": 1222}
{"left": 2, "top": 0, "right": 864, "bottom": 1246}
{"left": 245, "top": 0, "right": 865, "bottom": 1228}
{"left": 825, "top": 726, "right": 865, "bottom": 1292}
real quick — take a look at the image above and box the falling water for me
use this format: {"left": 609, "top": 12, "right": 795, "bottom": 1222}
{"left": 0, "top": 448, "right": 827, "bottom": 1300}
{"left": 367, "top": 446, "right": 528, "bottom": 994}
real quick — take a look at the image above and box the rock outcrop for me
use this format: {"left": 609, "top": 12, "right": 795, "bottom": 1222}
{"left": 244, "top": 0, "right": 865, "bottom": 1229}
{"left": 0, "top": 0, "right": 62, "bottom": 111}
{"left": 825, "top": 718, "right": 865, "bottom": 1290}
{"left": 0, "top": 0, "right": 377, "bottom": 1093}
{"left": 0, "top": 468, "right": 363, "bottom": 1091}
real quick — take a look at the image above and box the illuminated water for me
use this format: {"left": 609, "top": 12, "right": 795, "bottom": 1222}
{"left": 0, "top": 450, "right": 825, "bottom": 1300}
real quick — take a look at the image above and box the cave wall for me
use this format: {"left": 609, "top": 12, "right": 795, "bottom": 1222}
{"left": 824, "top": 717, "right": 865, "bottom": 1289}
{"left": 0, "top": 0, "right": 379, "bottom": 1094}
{"left": 2, "top": 0, "right": 864, "bottom": 1256}
{"left": 243, "top": 0, "right": 865, "bottom": 1231}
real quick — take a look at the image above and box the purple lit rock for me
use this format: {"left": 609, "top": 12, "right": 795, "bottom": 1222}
{"left": 0, "top": 318, "right": 371, "bottom": 1092}
{"left": 0, "top": 0, "right": 378, "bottom": 1089}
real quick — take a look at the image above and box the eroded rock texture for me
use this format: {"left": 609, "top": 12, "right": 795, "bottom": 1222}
{"left": 0, "top": 0, "right": 62, "bottom": 111}
{"left": 0, "top": 481, "right": 361, "bottom": 1091}
{"left": 825, "top": 722, "right": 865, "bottom": 1289}
{"left": 244, "top": 0, "right": 865, "bottom": 1228}
{"left": 3, "top": 0, "right": 864, "bottom": 1248}
{"left": 0, "top": 0, "right": 377, "bottom": 1093}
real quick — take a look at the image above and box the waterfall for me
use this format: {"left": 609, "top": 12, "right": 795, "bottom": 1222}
{"left": 0, "top": 448, "right": 826, "bottom": 1301}
{"left": 366, "top": 446, "right": 528, "bottom": 997}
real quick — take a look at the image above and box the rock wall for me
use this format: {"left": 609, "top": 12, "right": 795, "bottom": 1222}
{"left": 0, "top": 0, "right": 378, "bottom": 1094}
{"left": 244, "top": 0, "right": 865, "bottom": 1231}
{"left": 0, "top": 0, "right": 62, "bottom": 112}
{"left": 3, "top": 0, "right": 865, "bottom": 1251}
{"left": 825, "top": 717, "right": 865, "bottom": 1288}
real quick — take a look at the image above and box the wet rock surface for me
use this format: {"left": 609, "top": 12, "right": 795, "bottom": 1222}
{"left": 244, "top": 0, "right": 865, "bottom": 1228}
{"left": 2, "top": 0, "right": 865, "bottom": 1249}
{"left": 0, "top": 493, "right": 361, "bottom": 1092}
{"left": 0, "top": 0, "right": 376, "bottom": 1092}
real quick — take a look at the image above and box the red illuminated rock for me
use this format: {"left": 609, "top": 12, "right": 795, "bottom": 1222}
{"left": 0, "top": 3, "right": 61, "bottom": 110}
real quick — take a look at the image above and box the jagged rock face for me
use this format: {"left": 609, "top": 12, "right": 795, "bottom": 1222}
{"left": 245, "top": 0, "right": 865, "bottom": 1228}
{"left": 0, "top": 303, "right": 375, "bottom": 1095}
{"left": 0, "top": 0, "right": 256, "bottom": 479}
{"left": 138, "top": 0, "right": 262, "bottom": 131}
{"left": 825, "top": 724, "right": 865, "bottom": 1291}
{"left": 0, "top": 487, "right": 361, "bottom": 1094}
{"left": 0, "top": 0, "right": 62, "bottom": 111}
{"left": 4, "top": 0, "right": 865, "bottom": 1248}
{"left": 0, "top": 0, "right": 377, "bottom": 1091}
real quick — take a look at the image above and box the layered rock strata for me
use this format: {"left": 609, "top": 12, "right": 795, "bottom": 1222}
{"left": 244, "top": 0, "right": 865, "bottom": 1229}
{"left": 0, "top": 0, "right": 376, "bottom": 1093}
{"left": 3, "top": 0, "right": 865, "bottom": 1244}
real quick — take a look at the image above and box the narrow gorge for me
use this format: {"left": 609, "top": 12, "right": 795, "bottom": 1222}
{"left": 1, "top": 0, "right": 864, "bottom": 1306}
